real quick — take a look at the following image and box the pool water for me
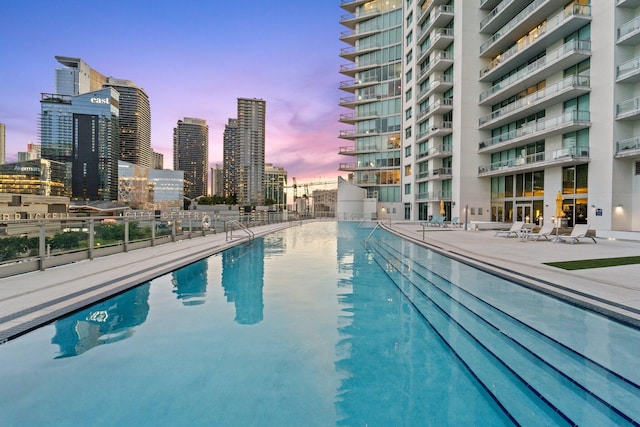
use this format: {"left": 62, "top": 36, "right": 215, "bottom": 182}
{"left": 0, "top": 222, "right": 638, "bottom": 426}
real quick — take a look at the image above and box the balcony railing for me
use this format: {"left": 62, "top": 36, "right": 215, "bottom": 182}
{"left": 617, "top": 96, "right": 640, "bottom": 119}
{"left": 478, "top": 110, "right": 590, "bottom": 151}
{"left": 479, "top": 4, "right": 591, "bottom": 76}
{"left": 479, "top": 40, "right": 591, "bottom": 102}
{"left": 617, "top": 56, "right": 640, "bottom": 82}
{"left": 478, "top": 146, "right": 590, "bottom": 175}
{"left": 618, "top": 16, "right": 640, "bottom": 41}
{"left": 416, "top": 191, "right": 452, "bottom": 201}
{"left": 615, "top": 137, "right": 640, "bottom": 158}
{"left": 478, "top": 75, "right": 590, "bottom": 127}
{"left": 417, "top": 144, "right": 453, "bottom": 160}
{"left": 416, "top": 121, "right": 453, "bottom": 141}
{"left": 480, "top": 0, "right": 516, "bottom": 32}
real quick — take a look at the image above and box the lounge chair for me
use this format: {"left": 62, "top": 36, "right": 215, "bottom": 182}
{"left": 527, "top": 222, "right": 555, "bottom": 241}
{"left": 434, "top": 217, "right": 446, "bottom": 227}
{"left": 559, "top": 224, "right": 597, "bottom": 244}
{"left": 494, "top": 221, "right": 524, "bottom": 237}
{"left": 447, "top": 217, "right": 460, "bottom": 228}
{"left": 423, "top": 217, "right": 438, "bottom": 227}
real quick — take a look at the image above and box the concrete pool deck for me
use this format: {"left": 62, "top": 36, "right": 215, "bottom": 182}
{"left": 1, "top": 220, "right": 639, "bottom": 343}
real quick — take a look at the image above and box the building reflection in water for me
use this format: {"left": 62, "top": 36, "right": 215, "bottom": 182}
{"left": 51, "top": 284, "right": 150, "bottom": 358}
{"left": 171, "top": 259, "right": 208, "bottom": 305}
{"left": 221, "top": 239, "right": 265, "bottom": 325}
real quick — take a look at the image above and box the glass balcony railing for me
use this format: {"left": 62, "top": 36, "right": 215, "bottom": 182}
{"left": 616, "top": 137, "right": 640, "bottom": 156}
{"left": 340, "top": 8, "right": 380, "bottom": 24}
{"left": 616, "top": 96, "right": 640, "bottom": 117}
{"left": 478, "top": 110, "right": 590, "bottom": 150}
{"left": 479, "top": 40, "right": 591, "bottom": 102}
{"left": 479, "top": 75, "right": 590, "bottom": 126}
{"left": 480, "top": 0, "right": 548, "bottom": 55}
{"left": 416, "top": 121, "right": 453, "bottom": 141}
{"left": 478, "top": 146, "right": 589, "bottom": 174}
{"left": 480, "top": 4, "right": 591, "bottom": 75}
{"left": 617, "top": 16, "right": 640, "bottom": 41}
{"left": 417, "top": 144, "right": 453, "bottom": 159}
{"left": 617, "top": 56, "right": 640, "bottom": 80}
{"left": 480, "top": 0, "right": 517, "bottom": 31}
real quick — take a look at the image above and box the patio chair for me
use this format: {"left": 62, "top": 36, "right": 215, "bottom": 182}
{"left": 494, "top": 221, "right": 524, "bottom": 237}
{"left": 527, "top": 222, "right": 555, "bottom": 241}
{"left": 423, "top": 217, "right": 438, "bottom": 227}
{"left": 434, "top": 217, "right": 446, "bottom": 227}
{"left": 447, "top": 217, "right": 460, "bottom": 228}
{"left": 559, "top": 224, "right": 597, "bottom": 244}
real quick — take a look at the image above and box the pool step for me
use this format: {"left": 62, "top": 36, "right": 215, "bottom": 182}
{"left": 365, "top": 239, "right": 640, "bottom": 426}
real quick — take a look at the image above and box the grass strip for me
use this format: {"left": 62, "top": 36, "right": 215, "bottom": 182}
{"left": 544, "top": 256, "right": 640, "bottom": 270}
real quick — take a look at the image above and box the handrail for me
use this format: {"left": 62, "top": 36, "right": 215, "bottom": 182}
{"left": 225, "top": 220, "right": 255, "bottom": 242}
{"left": 363, "top": 221, "right": 381, "bottom": 245}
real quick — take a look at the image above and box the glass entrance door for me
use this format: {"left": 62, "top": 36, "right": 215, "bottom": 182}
{"left": 515, "top": 204, "right": 533, "bottom": 223}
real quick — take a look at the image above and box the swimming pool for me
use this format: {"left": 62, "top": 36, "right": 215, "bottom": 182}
{"left": 0, "top": 221, "right": 638, "bottom": 426}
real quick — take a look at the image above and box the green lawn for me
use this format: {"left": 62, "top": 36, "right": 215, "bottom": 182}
{"left": 544, "top": 256, "right": 640, "bottom": 270}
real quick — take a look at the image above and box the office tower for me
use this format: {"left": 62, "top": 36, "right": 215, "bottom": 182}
{"left": 17, "top": 142, "right": 41, "bottom": 162}
{"left": 0, "top": 158, "right": 66, "bottom": 196}
{"left": 173, "top": 117, "right": 209, "bottom": 199}
{"left": 40, "top": 93, "right": 74, "bottom": 195}
{"left": 222, "top": 118, "right": 238, "bottom": 199}
{"left": 71, "top": 88, "right": 120, "bottom": 200}
{"left": 264, "top": 163, "right": 287, "bottom": 211}
{"left": 211, "top": 164, "right": 224, "bottom": 197}
{"left": 0, "top": 123, "right": 5, "bottom": 164}
{"left": 152, "top": 151, "right": 164, "bottom": 170}
{"left": 104, "top": 78, "right": 152, "bottom": 168}
{"left": 339, "top": 1, "right": 639, "bottom": 234}
{"left": 54, "top": 56, "right": 107, "bottom": 96}
{"left": 236, "top": 98, "right": 266, "bottom": 206}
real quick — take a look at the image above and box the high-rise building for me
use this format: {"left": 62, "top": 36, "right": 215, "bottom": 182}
{"left": 236, "top": 98, "right": 266, "bottom": 206}
{"left": 39, "top": 93, "right": 74, "bottom": 195}
{"left": 0, "top": 123, "right": 5, "bottom": 165}
{"left": 152, "top": 151, "right": 164, "bottom": 170}
{"left": 0, "top": 158, "right": 66, "bottom": 196}
{"left": 222, "top": 118, "right": 238, "bottom": 199}
{"left": 264, "top": 163, "right": 287, "bottom": 211}
{"left": 104, "top": 78, "right": 152, "bottom": 168}
{"left": 211, "top": 164, "right": 224, "bottom": 197}
{"left": 54, "top": 56, "right": 107, "bottom": 96}
{"left": 173, "top": 117, "right": 209, "bottom": 199}
{"left": 339, "top": 1, "right": 640, "bottom": 234}
{"left": 17, "top": 142, "right": 41, "bottom": 162}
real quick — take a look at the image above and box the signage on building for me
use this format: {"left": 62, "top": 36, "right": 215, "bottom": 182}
{"left": 90, "top": 97, "right": 110, "bottom": 104}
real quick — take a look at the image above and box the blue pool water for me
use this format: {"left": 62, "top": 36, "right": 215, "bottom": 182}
{"left": 0, "top": 222, "right": 639, "bottom": 426}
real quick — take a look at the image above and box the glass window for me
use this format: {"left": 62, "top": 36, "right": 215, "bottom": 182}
{"left": 405, "top": 183, "right": 411, "bottom": 194}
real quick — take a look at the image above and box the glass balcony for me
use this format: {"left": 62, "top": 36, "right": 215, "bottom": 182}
{"left": 339, "top": 111, "right": 379, "bottom": 124}
{"left": 416, "top": 144, "right": 453, "bottom": 161}
{"left": 479, "top": 4, "right": 591, "bottom": 81}
{"left": 340, "top": 0, "right": 369, "bottom": 14}
{"left": 617, "top": 16, "right": 640, "bottom": 45}
{"left": 617, "top": 56, "right": 640, "bottom": 83}
{"left": 478, "top": 110, "right": 591, "bottom": 153}
{"left": 480, "top": 0, "right": 502, "bottom": 10}
{"left": 417, "top": 74, "right": 454, "bottom": 103}
{"left": 338, "top": 93, "right": 384, "bottom": 107}
{"left": 417, "top": 51, "right": 454, "bottom": 83}
{"left": 340, "top": 8, "right": 381, "bottom": 30}
{"left": 617, "top": 0, "right": 640, "bottom": 8}
{"left": 340, "top": 44, "right": 381, "bottom": 61}
{"left": 417, "top": 98, "right": 453, "bottom": 124}
{"left": 616, "top": 96, "right": 640, "bottom": 120}
{"left": 615, "top": 137, "right": 640, "bottom": 159}
{"left": 480, "top": 0, "right": 520, "bottom": 35}
{"left": 479, "top": 40, "right": 591, "bottom": 105}
{"left": 416, "top": 121, "right": 453, "bottom": 143}
{"left": 478, "top": 75, "right": 590, "bottom": 129}
{"left": 339, "top": 128, "right": 382, "bottom": 140}
{"left": 339, "top": 76, "right": 379, "bottom": 93}
{"left": 478, "top": 146, "right": 590, "bottom": 177}
{"left": 340, "top": 26, "right": 381, "bottom": 45}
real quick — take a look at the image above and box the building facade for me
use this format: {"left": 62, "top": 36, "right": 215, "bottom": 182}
{"left": 152, "top": 151, "right": 164, "bottom": 170}
{"left": 173, "top": 117, "right": 209, "bottom": 199}
{"left": 222, "top": 118, "right": 238, "bottom": 199}
{"left": 0, "top": 123, "right": 5, "bottom": 165}
{"left": 236, "top": 98, "right": 266, "bottom": 206}
{"left": 339, "top": 0, "right": 640, "bottom": 234}
{"left": 0, "top": 159, "right": 66, "bottom": 197}
{"left": 264, "top": 163, "right": 287, "bottom": 211}
{"left": 211, "top": 164, "right": 224, "bottom": 197}
{"left": 118, "top": 161, "right": 183, "bottom": 210}
{"left": 17, "top": 142, "right": 41, "bottom": 162}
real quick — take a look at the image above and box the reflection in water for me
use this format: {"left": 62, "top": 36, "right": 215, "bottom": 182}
{"left": 222, "top": 240, "right": 265, "bottom": 325}
{"left": 171, "top": 259, "right": 208, "bottom": 305}
{"left": 51, "top": 284, "right": 150, "bottom": 358}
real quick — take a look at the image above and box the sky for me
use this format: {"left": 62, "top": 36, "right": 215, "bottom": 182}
{"left": 0, "top": 0, "right": 348, "bottom": 185}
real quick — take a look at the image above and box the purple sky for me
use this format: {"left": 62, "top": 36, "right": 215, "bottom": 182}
{"left": 0, "top": 1, "right": 348, "bottom": 184}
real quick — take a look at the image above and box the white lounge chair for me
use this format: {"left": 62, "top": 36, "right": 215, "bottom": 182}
{"left": 494, "top": 221, "right": 524, "bottom": 237}
{"left": 527, "top": 222, "right": 555, "bottom": 241}
{"left": 559, "top": 224, "right": 597, "bottom": 244}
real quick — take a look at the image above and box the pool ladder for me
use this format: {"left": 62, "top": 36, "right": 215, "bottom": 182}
{"left": 225, "top": 220, "right": 255, "bottom": 242}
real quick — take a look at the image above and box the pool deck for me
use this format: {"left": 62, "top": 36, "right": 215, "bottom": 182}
{"left": 1, "top": 220, "right": 639, "bottom": 343}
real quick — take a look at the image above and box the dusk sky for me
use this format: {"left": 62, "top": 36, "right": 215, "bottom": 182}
{"left": 0, "top": 1, "right": 347, "bottom": 184}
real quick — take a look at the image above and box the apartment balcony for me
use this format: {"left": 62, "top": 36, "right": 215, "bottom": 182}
{"left": 617, "top": 0, "right": 640, "bottom": 8}
{"left": 478, "top": 110, "right": 591, "bottom": 153}
{"left": 479, "top": 5, "right": 592, "bottom": 82}
{"left": 417, "top": 74, "right": 454, "bottom": 104}
{"left": 425, "top": 5, "right": 454, "bottom": 34}
{"left": 340, "top": 27, "right": 381, "bottom": 45}
{"left": 339, "top": 60, "right": 380, "bottom": 77}
{"left": 338, "top": 93, "right": 382, "bottom": 108}
{"left": 340, "top": 8, "right": 381, "bottom": 30}
{"left": 480, "top": 0, "right": 502, "bottom": 10}
{"left": 618, "top": 16, "right": 640, "bottom": 45}
{"left": 416, "top": 121, "right": 453, "bottom": 143}
{"left": 339, "top": 111, "right": 379, "bottom": 124}
{"left": 339, "top": 163, "right": 356, "bottom": 172}
{"left": 479, "top": 40, "right": 591, "bottom": 105}
{"left": 418, "top": 28, "right": 454, "bottom": 62}
{"left": 339, "top": 0, "right": 369, "bottom": 13}
{"left": 478, "top": 146, "right": 590, "bottom": 177}
{"left": 478, "top": 76, "right": 590, "bottom": 130}
{"left": 615, "top": 137, "right": 640, "bottom": 159}
{"left": 339, "top": 128, "right": 382, "bottom": 140}
{"left": 480, "top": 0, "right": 525, "bottom": 35}
{"left": 339, "top": 44, "right": 381, "bottom": 61}
{"left": 616, "top": 96, "right": 640, "bottom": 120}
{"left": 480, "top": 0, "right": 577, "bottom": 58}
{"left": 416, "top": 167, "right": 453, "bottom": 182}
{"left": 340, "top": 162, "right": 400, "bottom": 173}
{"left": 416, "top": 191, "right": 452, "bottom": 202}
{"left": 417, "top": 98, "right": 453, "bottom": 124}
{"left": 418, "top": 0, "right": 449, "bottom": 25}
{"left": 416, "top": 144, "right": 453, "bottom": 162}
{"left": 339, "top": 76, "right": 379, "bottom": 93}
{"left": 617, "top": 56, "right": 640, "bottom": 83}
{"left": 417, "top": 51, "right": 454, "bottom": 84}
{"left": 338, "top": 145, "right": 387, "bottom": 156}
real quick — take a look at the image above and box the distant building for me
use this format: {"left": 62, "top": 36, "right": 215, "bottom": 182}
{"left": 0, "top": 158, "right": 66, "bottom": 196}
{"left": 17, "top": 142, "right": 41, "bottom": 162}
{"left": 0, "top": 193, "right": 69, "bottom": 224}
{"left": 173, "top": 118, "right": 208, "bottom": 199}
{"left": 211, "top": 164, "right": 224, "bottom": 197}
{"left": 0, "top": 123, "right": 5, "bottom": 165}
{"left": 104, "top": 78, "right": 152, "bottom": 168}
{"left": 152, "top": 151, "right": 164, "bottom": 170}
{"left": 55, "top": 56, "right": 107, "bottom": 96}
{"left": 222, "top": 118, "right": 238, "bottom": 199}
{"left": 312, "top": 189, "right": 337, "bottom": 218}
{"left": 264, "top": 163, "right": 287, "bottom": 211}
{"left": 40, "top": 93, "right": 74, "bottom": 195}
{"left": 118, "top": 161, "right": 183, "bottom": 210}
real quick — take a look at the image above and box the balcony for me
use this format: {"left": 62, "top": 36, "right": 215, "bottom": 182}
{"left": 340, "top": 26, "right": 381, "bottom": 45}
{"left": 478, "top": 76, "right": 590, "bottom": 129}
{"left": 417, "top": 98, "right": 453, "bottom": 124}
{"left": 339, "top": 93, "right": 383, "bottom": 108}
{"left": 416, "top": 191, "right": 452, "bottom": 202}
{"left": 480, "top": 0, "right": 522, "bottom": 35}
{"left": 615, "top": 137, "right": 640, "bottom": 159}
{"left": 339, "top": 163, "right": 356, "bottom": 172}
{"left": 478, "top": 110, "right": 591, "bottom": 153}
{"left": 339, "top": 60, "right": 380, "bottom": 77}
{"left": 617, "top": 16, "right": 640, "bottom": 45}
{"left": 419, "top": 0, "right": 449, "bottom": 24}
{"left": 416, "top": 121, "right": 453, "bottom": 143}
{"left": 340, "top": 0, "right": 369, "bottom": 13}
{"left": 418, "top": 28, "right": 454, "bottom": 62}
{"left": 339, "top": 111, "right": 379, "bottom": 124}
{"left": 338, "top": 145, "right": 387, "bottom": 156}
{"left": 616, "top": 96, "right": 640, "bottom": 120}
{"left": 617, "top": 0, "right": 640, "bottom": 8}
{"left": 417, "top": 51, "right": 454, "bottom": 84}
{"left": 339, "top": 44, "right": 381, "bottom": 61}
{"left": 617, "top": 56, "right": 640, "bottom": 83}
{"left": 416, "top": 144, "right": 453, "bottom": 162}
{"left": 418, "top": 74, "right": 454, "bottom": 103}
{"left": 340, "top": 8, "right": 381, "bottom": 30}
{"left": 478, "top": 146, "right": 590, "bottom": 177}
{"left": 479, "top": 40, "right": 591, "bottom": 105}
{"left": 480, "top": 0, "right": 502, "bottom": 10}
{"left": 416, "top": 167, "right": 453, "bottom": 182}
{"left": 339, "top": 128, "right": 381, "bottom": 140}
{"left": 479, "top": 5, "right": 592, "bottom": 81}
{"left": 339, "top": 76, "right": 379, "bottom": 93}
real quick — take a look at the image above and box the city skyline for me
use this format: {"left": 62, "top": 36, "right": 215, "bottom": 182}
{"left": 0, "top": 0, "right": 345, "bottom": 183}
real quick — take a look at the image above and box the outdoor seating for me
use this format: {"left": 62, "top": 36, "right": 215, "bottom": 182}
{"left": 434, "top": 217, "right": 446, "bottom": 227}
{"left": 423, "top": 216, "right": 438, "bottom": 227}
{"left": 559, "top": 224, "right": 597, "bottom": 244}
{"left": 447, "top": 217, "right": 461, "bottom": 228}
{"left": 494, "top": 221, "right": 524, "bottom": 237}
{"left": 526, "top": 222, "right": 555, "bottom": 241}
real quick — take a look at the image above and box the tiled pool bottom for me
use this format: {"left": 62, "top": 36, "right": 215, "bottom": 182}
{"left": 0, "top": 222, "right": 638, "bottom": 426}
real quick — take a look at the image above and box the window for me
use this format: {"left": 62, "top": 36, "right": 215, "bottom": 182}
{"left": 405, "top": 69, "right": 413, "bottom": 83}
{"left": 406, "top": 30, "right": 413, "bottom": 46}
{"left": 405, "top": 107, "right": 412, "bottom": 119}
{"left": 406, "top": 11, "right": 413, "bottom": 27}
{"left": 405, "top": 126, "right": 412, "bottom": 138}
{"left": 405, "top": 165, "right": 412, "bottom": 176}
{"left": 405, "top": 183, "right": 411, "bottom": 194}
{"left": 406, "top": 49, "right": 413, "bottom": 64}
{"left": 405, "top": 88, "right": 412, "bottom": 102}
{"left": 405, "top": 146, "right": 411, "bottom": 157}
